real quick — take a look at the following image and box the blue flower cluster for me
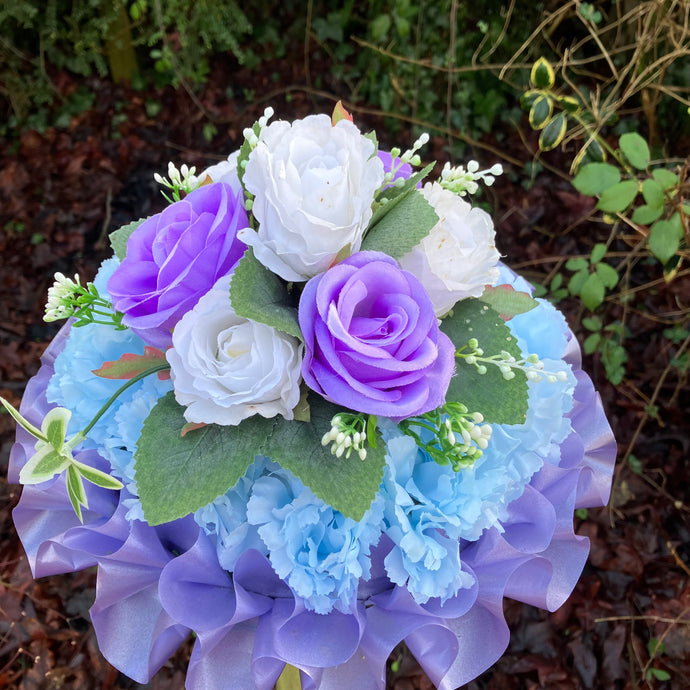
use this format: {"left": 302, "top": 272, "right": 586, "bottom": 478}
{"left": 197, "top": 459, "right": 385, "bottom": 614}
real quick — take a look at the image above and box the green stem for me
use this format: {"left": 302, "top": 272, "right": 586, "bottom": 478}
{"left": 80, "top": 364, "right": 170, "bottom": 437}
{"left": 275, "top": 663, "right": 302, "bottom": 690}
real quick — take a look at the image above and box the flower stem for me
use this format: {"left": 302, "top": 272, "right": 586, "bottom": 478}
{"left": 80, "top": 364, "right": 170, "bottom": 437}
{"left": 275, "top": 663, "right": 302, "bottom": 690}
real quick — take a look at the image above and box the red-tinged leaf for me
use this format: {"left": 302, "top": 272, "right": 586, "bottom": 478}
{"left": 478, "top": 284, "right": 538, "bottom": 321}
{"left": 332, "top": 100, "right": 353, "bottom": 125}
{"left": 92, "top": 346, "right": 168, "bottom": 379}
{"left": 181, "top": 421, "right": 207, "bottom": 437}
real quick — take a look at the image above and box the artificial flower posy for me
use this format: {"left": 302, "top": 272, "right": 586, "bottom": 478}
{"left": 7, "top": 103, "right": 615, "bottom": 689}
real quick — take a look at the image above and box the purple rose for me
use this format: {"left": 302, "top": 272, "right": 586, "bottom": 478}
{"left": 299, "top": 251, "right": 455, "bottom": 420}
{"left": 108, "top": 183, "right": 247, "bottom": 347}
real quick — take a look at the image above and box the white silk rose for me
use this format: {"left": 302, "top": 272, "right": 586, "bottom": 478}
{"left": 238, "top": 114, "right": 384, "bottom": 281}
{"left": 166, "top": 275, "right": 303, "bottom": 426}
{"left": 398, "top": 182, "right": 501, "bottom": 317}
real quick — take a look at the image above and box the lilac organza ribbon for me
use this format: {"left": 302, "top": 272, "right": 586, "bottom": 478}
{"left": 9, "top": 320, "right": 616, "bottom": 688}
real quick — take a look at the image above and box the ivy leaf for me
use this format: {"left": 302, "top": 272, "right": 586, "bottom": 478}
{"left": 92, "top": 346, "right": 170, "bottom": 379}
{"left": 478, "top": 284, "right": 538, "bottom": 320}
{"left": 596, "top": 180, "right": 639, "bottom": 213}
{"left": 531, "top": 57, "right": 555, "bottom": 89}
{"left": 109, "top": 218, "right": 146, "bottom": 261}
{"left": 135, "top": 391, "right": 276, "bottom": 525}
{"left": 528, "top": 95, "right": 553, "bottom": 130}
{"left": 619, "top": 132, "right": 650, "bottom": 170}
{"left": 539, "top": 112, "right": 567, "bottom": 151}
{"left": 362, "top": 185, "right": 438, "bottom": 260}
{"left": 229, "top": 248, "right": 302, "bottom": 341}
{"left": 572, "top": 163, "right": 620, "bottom": 196}
{"left": 441, "top": 300, "right": 528, "bottom": 425}
{"left": 262, "top": 398, "right": 386, "bottom": 522}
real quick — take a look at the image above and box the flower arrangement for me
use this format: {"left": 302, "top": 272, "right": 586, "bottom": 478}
{"left": 6, "top": 104, "right": 616, "bottom": 689}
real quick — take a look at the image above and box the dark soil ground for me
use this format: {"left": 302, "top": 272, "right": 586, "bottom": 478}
{"left": 1, "top": 55, "right": 689, "bottom": 689}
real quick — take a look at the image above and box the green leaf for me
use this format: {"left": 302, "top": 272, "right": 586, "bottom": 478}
{"left": 631, "top": 204, "right": 664, "bottom": 225}
{"left": 262, "top": 398, "right": 386, "bottom": 522}
{"left": 648, "top": 668, "right": 671, "bottom": 682}
{"left": 590, "top": 243, "right": 607, "bottom": 264}
{"left": 596, "top": 180, "right": 639, "bottom": 213}
{"left": 595, "top": 262, "right": 619, "bottom": 289}
{"left": 572, "top": 163, "right": 620, "bottom": 196}
{"left": 528, "top": 95, "right": 553, "bottom": 130}
{"left": 441, "top": 301, "right": 528, "bottom": 425}
{"left": 530, "top": 57, "right": 555, "bottom": 89}
{"left": 520, "top": 89, "right": 540, "bottom": 110}
{"left": 539, "top": 112, "right": 567, "bottom": 151}
{"left": 582, "top": 316, "right": 602, "bottom": 331}
{"left": 72, "top": 460, "right": 124, "bottom": 490}
{"left": 110, "top": 218, "right": 146, "bottom": 261}
{"left": 556, "top": 95, "right": 580, "bottom": 113}
{"left": 580, "top": 272, "right": 605, "bottom": 310}
{"left": 92, "top": 346, "right": 169, "bottom": 379}
{"left": 648, "top": 215, "right": 683, "bottom": 264}
{"left": 0, "top": 396, "right": 48, "bottom": 442}
{"left": 236, "top": 122, "right": 260, "bottom": 188}
{"left": 136, "top": 391, "right": 276, "bottom": 525}
{"left": 583, "top": 332, "right": 601, "bottom": 355}
{"left": 19, "top": 445, "right": 71, "bottom": 484}
{"left": 651, "top": 168, "right": 678, "bottom": 190}
{"left": 478, "top": 285, "right": 538, "bottom": 320}
{"left": 642, "top": 179, "right": 665, "bottom": 209}
{"left": 619, "top": 132, "right": 650, "bottom": 170}
{"left": 362, "top": 189, "right": 438, "bottom": 260}
{"left": 43, "top": 407, "right": 69, "bottom": 451}
{"left": 568, "top": 269, "right": 588, "bottom": 296}
{"left": 66, "top": 464, "right": 86, "bottom": 522}
{"left": 565, "top": 257, "right": 588, "bottom": 272}
{"left": 576, "top": 137, "right": 606, "bottom": 167}
{"left": 229, "top": 248, "right": 302, "bottom": 341}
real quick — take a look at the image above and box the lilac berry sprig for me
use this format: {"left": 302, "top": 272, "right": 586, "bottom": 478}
{"left": 457, "top": 338, "right": 569, "bottom": 383}
{"left": 398, "top": 402, "right": 492, "bottom": 470}
{"left": 44, "top": 272, "right": 125, "bottom": 330}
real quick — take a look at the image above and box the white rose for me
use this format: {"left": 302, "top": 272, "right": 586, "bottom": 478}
{"left": 399, "top": 182, "right": 501, "bottom": 317}
{"left": 238, "top": 114, "right": 384, "bottom": 281}
{"left": 200, "top": 150, "right": 241, "bottom": 193}
{"left": 167, "top": 275, "right": 303, "bottom": 426}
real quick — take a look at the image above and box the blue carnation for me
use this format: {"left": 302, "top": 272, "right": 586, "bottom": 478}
{"left": 381, "top": 434, "right": 476, "bottom": 604}
{"left": 245, "top": 465, "right": 384, "bottom": 614}
{"left": 195, "top": 457, "right": 275, "bottom": 570}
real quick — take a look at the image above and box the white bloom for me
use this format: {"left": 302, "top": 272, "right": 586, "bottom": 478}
{"left": 399, "top": 182, "right": 501, "bottom": 317}
{"left": 167, "top": 275, "right": 303, "bottom": 426}
{"left": 200, "top": 150, "right": 242, "bottom": 193}
{"left": 238, "top": 114, "right": 384, "bottom": 281}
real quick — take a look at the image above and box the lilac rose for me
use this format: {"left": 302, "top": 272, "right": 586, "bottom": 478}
{"left": 298, "top": 251, "right": 455, "bottom": 420}
{"left": 108, "top": 182, "right": 247, "bottom": 347}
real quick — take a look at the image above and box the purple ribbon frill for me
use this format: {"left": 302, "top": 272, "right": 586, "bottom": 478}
{"left": 9, "top": 312, "right": 616, "bottom": 688}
